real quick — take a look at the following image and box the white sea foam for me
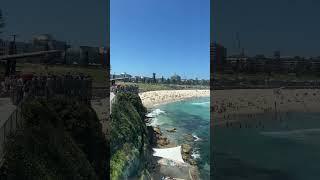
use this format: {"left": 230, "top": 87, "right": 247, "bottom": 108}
{"left": 261, "top": 128, "right": 320, "bottom": 136}
{"left": 260, "top": 128, "right": 320, "bottom": 140}
{"left": 146, "top": 109, "right": 165, "bottom": 127}
{"left": 191, "top": 101, "right": 210, "bottom": 107}
{"left": 192, "top": 133, "right": 202, "bottom": 142}
{"left": 191, "top": 149, "right": 201, "bottom": 159}
{"left": 147, "top": 108, "right": 165, "bottom": 117}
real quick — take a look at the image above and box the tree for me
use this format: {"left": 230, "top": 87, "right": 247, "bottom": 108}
{"left": 0, "top": 9, "right": 5, "bottom": 34}
{"left": 166, "top": 78, "right": 171, "bottom": 84}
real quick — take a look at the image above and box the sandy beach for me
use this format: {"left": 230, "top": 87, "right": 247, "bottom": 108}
{"left": 211, "top": 89, "right": 320, "bottom": 126}
{"left": 139, "top": 90, "right": 210, "bottom": 108}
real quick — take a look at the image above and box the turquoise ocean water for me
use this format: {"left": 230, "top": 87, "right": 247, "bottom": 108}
{"left": 213, "top": 112, "right": 320, "bottom": 180}
{"left": 148, "top": 97, "right": 210, "bottom": 179}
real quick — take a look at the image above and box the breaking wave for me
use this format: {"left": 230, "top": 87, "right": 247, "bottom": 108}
{"left": 192, "top": 133, "right": 202, "bottom": 142}
{"left": 191, "top": 148, "right": 201, "bottom": 159}
{"left": 261, "top": 128, "right": 320, "bottom": 136}
{"left": 147, "top": 108, "right": 165, "bottom": 117}
{"left": 147, "top": 109, "right": 165, "bottom": 127}
{"left": 260, "top": 128, "right": 320, "bottom": 141}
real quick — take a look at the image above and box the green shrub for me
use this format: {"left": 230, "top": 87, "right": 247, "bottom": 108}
{"left": 0, "top": 97, "right": 108, "bottom": 180}
{"left": 110, "top": 93, "right": 150, "bottom": 179}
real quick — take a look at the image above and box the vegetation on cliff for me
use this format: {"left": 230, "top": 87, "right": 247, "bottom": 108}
{"left": 110, "top": 93, "right": 151, "bottom": 179}
{"left": 0, "top": 97, "right": 108, "bottom": 180}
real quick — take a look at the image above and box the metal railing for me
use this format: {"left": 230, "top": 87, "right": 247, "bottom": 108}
{"left": 0, "top": 78, "right": 93, "bottom": 163}
{"left": 0, "top": 94, "right": 27, "bottom": 162}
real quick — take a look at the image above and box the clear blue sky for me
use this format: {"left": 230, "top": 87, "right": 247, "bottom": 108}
{"left": 1, "top": 0, "right": 108, "bottom": 47}
{"left": 213, "top": 0, "right": 320, "bottom": 57}
{"left": 111, "top": 0, "right": 210, "bottom": 80}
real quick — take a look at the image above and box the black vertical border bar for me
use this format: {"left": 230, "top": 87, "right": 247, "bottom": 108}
{"left": 210, "top": 0, "right": 214, "bottom": 179}
{"left": 106, "top": 0, "right": 110, "bottom": 179}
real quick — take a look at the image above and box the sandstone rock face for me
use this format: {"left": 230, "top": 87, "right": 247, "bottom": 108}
{"left": 157, "top": 136, "right": 170, "bottom": 146}
{"left": 153, "top": 126, "right": 161, "bottom": 135}
{"left": 181, "top": 143, "right": 198, "bottom": 165}
{"left": 181, "top": 144, "right": 192, "bottom": 162}
{"left": 182, "top": 144, "right": 192, "bottom": 154}
{"left": 151, "top": 126, "right": 171, "bottom": 147}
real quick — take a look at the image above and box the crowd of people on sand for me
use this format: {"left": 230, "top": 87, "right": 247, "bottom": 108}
{"left": 0, "top": 73, "right": 92, "bottom": 105}
{"left": 140, "top": 90, "right": 210, "bottom": 108}
{"left": 211, "top": 88, "right": 320, "bottom": 129}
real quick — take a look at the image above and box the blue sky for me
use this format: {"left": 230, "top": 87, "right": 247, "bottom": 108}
{"left": 111, "top": 0, "right": 210, "bottom": 79}
{"left": 1, "top": 0, "right": 108, "bottom": 47}
{"left": 213, "top": 0, "right": 320, "bottom": 57}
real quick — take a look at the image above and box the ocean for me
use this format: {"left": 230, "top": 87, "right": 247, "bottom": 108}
{"left": 213, "top": 112, "right": 320, "bottom": 180}
{"left": 148, "top": 97, "right": 210, "bottom": 179}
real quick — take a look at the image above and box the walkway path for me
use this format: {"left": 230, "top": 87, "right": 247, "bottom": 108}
{"left": 0, "top": 98, "right": 16, "bottom": 127}
{"left": 110, "top": 92, "right": 115, "bottom": 112}
{"left": 91, "top": 97, "right": 109, "bottom": 139}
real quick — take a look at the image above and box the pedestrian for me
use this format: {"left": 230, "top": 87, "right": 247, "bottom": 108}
{"left": 46, "top": 76, "right": 51, "bottom": 98}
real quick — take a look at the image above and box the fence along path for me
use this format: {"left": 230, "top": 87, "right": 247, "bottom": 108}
{"left": 0, "top": 93, "right": 29, "bottom": 164}
{"left": 0, "top": 77, "right": 93, "bottom": 165}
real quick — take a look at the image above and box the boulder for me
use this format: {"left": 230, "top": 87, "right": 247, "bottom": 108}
{"left": 166, "top": 128, "right": 177, "bottom": 133}
{"left": 157, "top": 137, "right": 170, "bottom": 146}
{"left": 153, "top": 127, "right": 161, "bottom": 135}
{"left": 182, "top": 154, "right": 189, "bottom": 161}
{"left": 189, "top": 159, "right": 197, "bottom": 165}
{"left": 144, "top": 118, "right": 151, "bottom": 123}
{"left": 181, "top": 144, "right": 192, "bottom": 154}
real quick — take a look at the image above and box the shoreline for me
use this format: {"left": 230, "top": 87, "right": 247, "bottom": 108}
{"left": 210, "top": 89, "right": 320, "bottom": 127}
{"left": 141, "top": 89, "right": 206, "bottom": 175}
{"left": 140, "top": 90, "right": 209, "bottom": 179}
{"left": 139, "top": 89, "right": 210, "bottom": 109}
{"left": 149, "top": 124, "right": 200, "bottom": 180}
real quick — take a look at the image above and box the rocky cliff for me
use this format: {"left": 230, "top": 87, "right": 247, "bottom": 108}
{"left": 110, "top": 93, "right": 152, "bottom": 179}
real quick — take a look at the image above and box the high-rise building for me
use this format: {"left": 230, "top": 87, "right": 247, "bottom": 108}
{"left": 152, "top": 73, "right": 156, "bottom": 83}
{"left": 79, "top": 46, "right": 100, "bottom": 65}
{"left": 211, "top": 42, "right": 227, "bottom": 73}
{"left": 0, "top": 39, "right": 9, "bottom": 56}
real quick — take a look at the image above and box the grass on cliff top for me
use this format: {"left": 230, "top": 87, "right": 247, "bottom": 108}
{"left": 16, "top": 63, "right": 107, "bottom": 87}
{"left": 0, "top": 97, "right": 108, "bottom": 180}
